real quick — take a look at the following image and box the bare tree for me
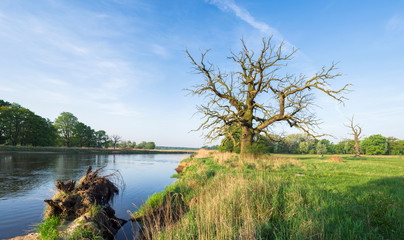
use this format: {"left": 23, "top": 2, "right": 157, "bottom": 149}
{"left": 187, "top": 37, "right": 350, "bottom": 153}
{"left": 110, "top": 134, "right": 121, "bottom": 149}
{"left": 345, "top": 116, "right": 362, "bottom": 157}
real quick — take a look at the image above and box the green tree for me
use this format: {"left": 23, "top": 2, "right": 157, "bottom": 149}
{"left": 72, "top": 122, "right": 95, "bottom": 147}
{"left": 218, "top": 126, "right": 241, "bottom": 153}
{"left": 316, "top": 142, "right": 327, "bottom": 156}
{"left": 135, "top": 141, "right": 147, "bottom": 149}
{"left": 95, "top": 130, "right": 110, "bottom": 148}
{"left": 284, "top": 134, "right": 306, "bottom": 154}
{"left": 145, "top": 142, "right": 156, "bottom": 149}
{"left": 24, "top": 114, "right": 57, "bottom": 146}
{"left": 187, "top": 37, "right": 350, "bottom": 153}
{"left": 334, "top": 140, "right": 346, "bottom": 154}
{"left": 54, "top": 112, "right": 78, "bottom": 147}
{"left": 299, "top": 141, "right": 310, "bottom": 154}
{"left": 387, "top": 137, "right": 404, "bottom": 155}
{"left": 342, "top": 139, "right": 355, "bottom": 154}
{"left": 361, "top": 134, "right": 388, "bottom": 155}
{"left": 0, "top": 104, "right": 30, "bottom": 146}
{"left": 319, "top": 139, "right": 335, "bottom": 154}
{"left": 0, "top": 100, "right": 11, "bottom": 107}
{"left": 0, "top": 103, "right": 57, "bottom": 146}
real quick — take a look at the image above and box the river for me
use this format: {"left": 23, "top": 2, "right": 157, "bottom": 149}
{"left": 0, "top": 153, "right": 189, "bottom": 239}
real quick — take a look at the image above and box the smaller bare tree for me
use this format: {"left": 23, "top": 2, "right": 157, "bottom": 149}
{"left": 110, "top": 134, "right": 122, "bottom": 149}
{"left": 345, "top": 116, "right": 362, "bottom": 157}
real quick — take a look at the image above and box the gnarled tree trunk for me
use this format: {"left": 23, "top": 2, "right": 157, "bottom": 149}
{"left": 240, "top": 126, "right": 253, "bottom": 153}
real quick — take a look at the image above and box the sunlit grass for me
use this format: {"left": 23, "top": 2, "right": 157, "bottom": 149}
{"left": 134, "top": 153, "right": 404, "bottom": 239}
{"left": 36, "top": 215, "right": 61, "bottom": 240}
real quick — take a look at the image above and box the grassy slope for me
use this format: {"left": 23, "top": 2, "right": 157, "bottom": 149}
{"left": 134, "top": 153, "right": 404, "bottom": 240}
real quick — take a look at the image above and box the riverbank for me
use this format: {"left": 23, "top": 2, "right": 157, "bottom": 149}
{"left": 0, "top": 153, "right": 188, "bottom": 239}
{"left": 0, "top": 145, "right": 196, "bottom": 154}
{"left": 133, "top": 152, "right": 404, "bottom": 239}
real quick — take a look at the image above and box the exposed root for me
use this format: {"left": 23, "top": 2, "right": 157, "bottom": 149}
{"left": 43, "top": 165, "right": 126, "bottom": 239}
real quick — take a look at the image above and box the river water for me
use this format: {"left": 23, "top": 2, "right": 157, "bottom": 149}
{"left": 0, "top": 153, "right": 189, "bottom": 239}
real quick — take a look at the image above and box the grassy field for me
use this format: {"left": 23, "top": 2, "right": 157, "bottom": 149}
{"left": 133, "top": 152, "right": 404, "bottom": 240}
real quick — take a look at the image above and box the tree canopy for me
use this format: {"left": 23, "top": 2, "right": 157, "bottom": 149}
{"left": 361, "top": 134, "right": 388, "bottom": 155}
{"left": 54, "top": 112, "right": 78, "bottom": 147}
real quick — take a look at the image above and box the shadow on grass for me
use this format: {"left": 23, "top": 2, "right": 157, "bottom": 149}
{"left": 259, "top": 177, "right": 404, "bottom": 240}
{"left": 322, "top": 177, "right": 404, "bottom": 239}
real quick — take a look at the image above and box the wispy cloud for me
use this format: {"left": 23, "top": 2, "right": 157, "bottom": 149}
{"left": 208, "top": 0, "right": 282, "bottom": 38}
{"left": 206, "top": 0, "right": 293, "bottom": 49}
{"left": 97, "top": 102, "right": 137, "bottom": 117}
{"left": 151, "top": 44, "right": 169, "bottom": 58}
{"left": 43, "top": 78, "right": 69, "bottom": 86}
{"left": 387, "top": 14, "right": 404, "bottom": 32}
{"left": 0, "top": 3, "right": 139, "bottom": 117}
{"left": 206, "top": 0, "right": 315, "bottom": 74}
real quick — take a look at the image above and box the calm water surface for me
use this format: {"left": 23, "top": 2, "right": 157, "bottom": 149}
{"left": 0, "top": 153, "right": 189, "bottom": 239}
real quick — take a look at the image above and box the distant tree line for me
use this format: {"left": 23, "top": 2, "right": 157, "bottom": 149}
{"left": 0, "top": 99, "right": 155, "bottom": 149}
{"left": 219, "top": 131, "right": 404, "bottom": 155}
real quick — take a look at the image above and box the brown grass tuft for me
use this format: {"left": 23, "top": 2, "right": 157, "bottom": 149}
{"left": 194, "top": 148, "right": 215, "bottom": 158}
{"left": 328, "top": 156, "right": 343, "bottom": 162}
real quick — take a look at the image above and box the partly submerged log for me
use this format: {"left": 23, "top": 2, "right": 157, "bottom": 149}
{"left": 44, "top": 166, "right": 126, "bottom": 239}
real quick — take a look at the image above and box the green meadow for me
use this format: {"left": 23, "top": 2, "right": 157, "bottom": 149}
{"left": 134, "top": 152, "right": 404, "bottom": 240}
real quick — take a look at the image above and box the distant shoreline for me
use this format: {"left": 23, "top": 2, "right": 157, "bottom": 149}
{"left": 0, "top": 146, "right": 196, "bottom": 154}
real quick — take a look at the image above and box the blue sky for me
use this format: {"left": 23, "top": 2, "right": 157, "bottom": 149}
{"left": 0, "top": 0, "right": 403, "bottom": 147}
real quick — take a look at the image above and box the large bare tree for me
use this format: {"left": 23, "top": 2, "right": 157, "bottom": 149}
{"left": 187, "top": 37, "right": 350, "bottom": 153}
{"left": 345, "top": 116, "right": 362, "bottom": 157}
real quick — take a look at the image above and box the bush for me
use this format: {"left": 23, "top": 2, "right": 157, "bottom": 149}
{"left": 244, "top": 142, "right": 269, "bottom": 155}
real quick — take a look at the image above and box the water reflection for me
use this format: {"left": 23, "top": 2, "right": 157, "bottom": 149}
{"left": 0, "top": 153, "right": 188, "bottom": 239}
{"left": 0, "top": 154, "right": 111, "bottom": 199}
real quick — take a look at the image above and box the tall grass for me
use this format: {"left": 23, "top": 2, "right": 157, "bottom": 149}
{"left": 134, "top": 153, "right": 404, "bottom": 239}
{"left": 36, "top": 215, "right": 61, "bottom": 240}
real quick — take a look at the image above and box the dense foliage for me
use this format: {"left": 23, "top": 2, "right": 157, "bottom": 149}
{"left": 219, "top": 131, "right": 404, "bottom": 155}
{"left": 0, "top": 102, "right": 57, "bottom": 146}
{"left": 0, "top": 99, "right": 155, "bottom": 149}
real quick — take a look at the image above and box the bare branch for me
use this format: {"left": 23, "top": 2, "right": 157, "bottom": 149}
{"left": 187, "top": 37, "right": 350, "bottom": 153}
